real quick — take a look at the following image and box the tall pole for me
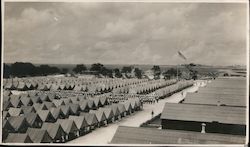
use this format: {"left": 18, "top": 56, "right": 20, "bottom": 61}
{"left": 177, "top": 64, "right": 178, "bottom": 81}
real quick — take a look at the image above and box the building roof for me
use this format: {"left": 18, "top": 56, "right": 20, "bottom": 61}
{"left": 160, "top": 103, "right": 246, "bottom": 125}
{"left": 183, "top": 92, "right": 246, "bottom": 107}
{"left": 110, "top": 126, "right": 245, "bottom": 144}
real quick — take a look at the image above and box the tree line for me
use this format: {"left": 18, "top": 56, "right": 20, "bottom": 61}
{"left": 3, "top": 62, "right": 144, "bottom": 79}
{"left": 4, "top": 62, "right": 200, "bottom": 80}
{"left": 73, "top": 63, "right": 143, "bottom": 79}
{"left": 3, "top": 62, "right": 62, "bottom": 78}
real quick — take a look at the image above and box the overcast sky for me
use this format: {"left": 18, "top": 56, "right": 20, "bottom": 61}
{"left": 4, "top": 2, "right": 247, "bottom": 66}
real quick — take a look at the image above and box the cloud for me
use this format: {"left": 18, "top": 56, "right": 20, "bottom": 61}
{"left": 52, "top": 43, "right": 61, "bottom": 51}
{"left": 4, "top": 2, "right": 247, "bottom": 66}
{"left": 99, "top": 18, "right": 135, "bottom": 38}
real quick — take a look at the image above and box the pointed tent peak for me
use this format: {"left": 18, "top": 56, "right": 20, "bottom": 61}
{"left": 26, "top": 128, "right": 53, "bottom": 143}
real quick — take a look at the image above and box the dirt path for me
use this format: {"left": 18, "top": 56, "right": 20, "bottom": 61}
{"left": 67, "top": 81, "right": 205, "bottom": 145}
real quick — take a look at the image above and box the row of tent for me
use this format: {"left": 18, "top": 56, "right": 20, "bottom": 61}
{"left": 112, "top": 79, "right": 176, "bottom": 94}
{"left": 154, "top": 80, "right": 194, "bottom": 98}
{"left": 3, "top": 77, "right": 149, "bottom": 86}
{"left": 3, "top": 98, "right": 142, "bottom": 143}
{"left": 106, "top": 80, "right": 194, "bottom": 103}
{"left": 3, "top": 93, "right": 109, "bottom": 113}
{"left": 3, "top": 80, "right": 193, "bottom": 113}
{"left": 3, "top": 77, "right": 149, "bottom": 92}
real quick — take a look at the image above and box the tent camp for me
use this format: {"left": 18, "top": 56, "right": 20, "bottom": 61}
{"left": 68, "top": 103, "right": 81, "bottom": 115}
{"left": 121, "top": 101, "right": 133, "bottom": 115}
{"left": 114, "top": 104, "right": 126, "bottom": 117}
{"left": 8, "top": 108, "right": 24, "bottom": 116}
{"left": 69, "top": 96, "right": 79, "bottom": 104}
{"left": 10, "top": 97, "right": 23, "bottom": 108}
{"left": 33, "top": 103, "right": 48, "bottom": 112}
{"left": 41, "top": 122, "right": 66, "bottom": 143}
{"left": 4, "top": 133, "right": 33, "bottom": 143}
{"left": 58, "top": 105, "right": 70, "bottom": 117}
{"left": 100, "top": 97, "right": 108, "bottom": 106}
{"left": 56, "top": 119, "right": 79, "bottom": 141}
{"left": 80, "top": 112, "right": 99, "bottom": 130}
{"left": 39, "top": 94, "right": 51, "bottom": 102}
{"left": 37, "top": 84, "right": 50, "bottom": 91}
{"left": 89, "top": 110, "right": 107, "bottom": 127}
{"left": 24, "top": 113, "right": 43, "bottom": 128}
{"left": 16, "top": 82, "right": 29, "bottom": 91}
{"left": 93, "top": 97, "right": 102, "bottom": 107}
{"left": 78, "top": 100, "right": 90, "bottom": 112}
{"left": 3, "top": 101, "right": 13, "bottom": 111}
{"left": 26, "top": 128, "right": 53, "bottom": 143}
{"left": 2, "top": 119, "right": 15, "bottom": 141}
{"left": 3, "top": 111, "right": 10, "bottom": 120}
{"left": 37, "top": 110, "right": 56, "bottom": 123}
{"left": 7, "top": 116, "right": 30, "bottom": 133}
{"left": 108, "top": 105, "right": 121, "bottom": 120}
{"left": 87, "top": 99, "right": 97, "bottom": 110}
{"left": 20, "top": 97, "right": 33, "bottom": 106}
{"left": 69, "top": 115, "right": 89, "bottom": 135}
{"left": 30, "top": 96, "right": 42, "bottom": 104}
{"left": 21, "top": 106, "right": 36, "bottom": 114}
{"left": 42, "top": 101, "right": 56, "bottom": 110}
{"left": 52, "top": 99, "right": 66, "bottom": 107}
{"left": 99, "top": 107, "right": 115, "bottom": 123}
{"left": 49, "top": 107, "right": 65, "bottom": 120}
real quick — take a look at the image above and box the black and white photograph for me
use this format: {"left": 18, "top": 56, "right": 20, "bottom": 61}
{"left": 1, "top": 0, "right": 248, "bottom": 146}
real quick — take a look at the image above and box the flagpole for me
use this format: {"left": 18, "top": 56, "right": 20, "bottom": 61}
{"left": 177, "top": 64, "right": 178, "bottom": 80}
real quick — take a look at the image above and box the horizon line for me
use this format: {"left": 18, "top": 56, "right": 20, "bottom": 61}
{"left": 3, "top": 62, "right": 247, "bottom": 67}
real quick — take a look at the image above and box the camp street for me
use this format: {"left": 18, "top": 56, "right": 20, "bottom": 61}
{"left": 67, "top": 80, "right": 206, "bottom": 144}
